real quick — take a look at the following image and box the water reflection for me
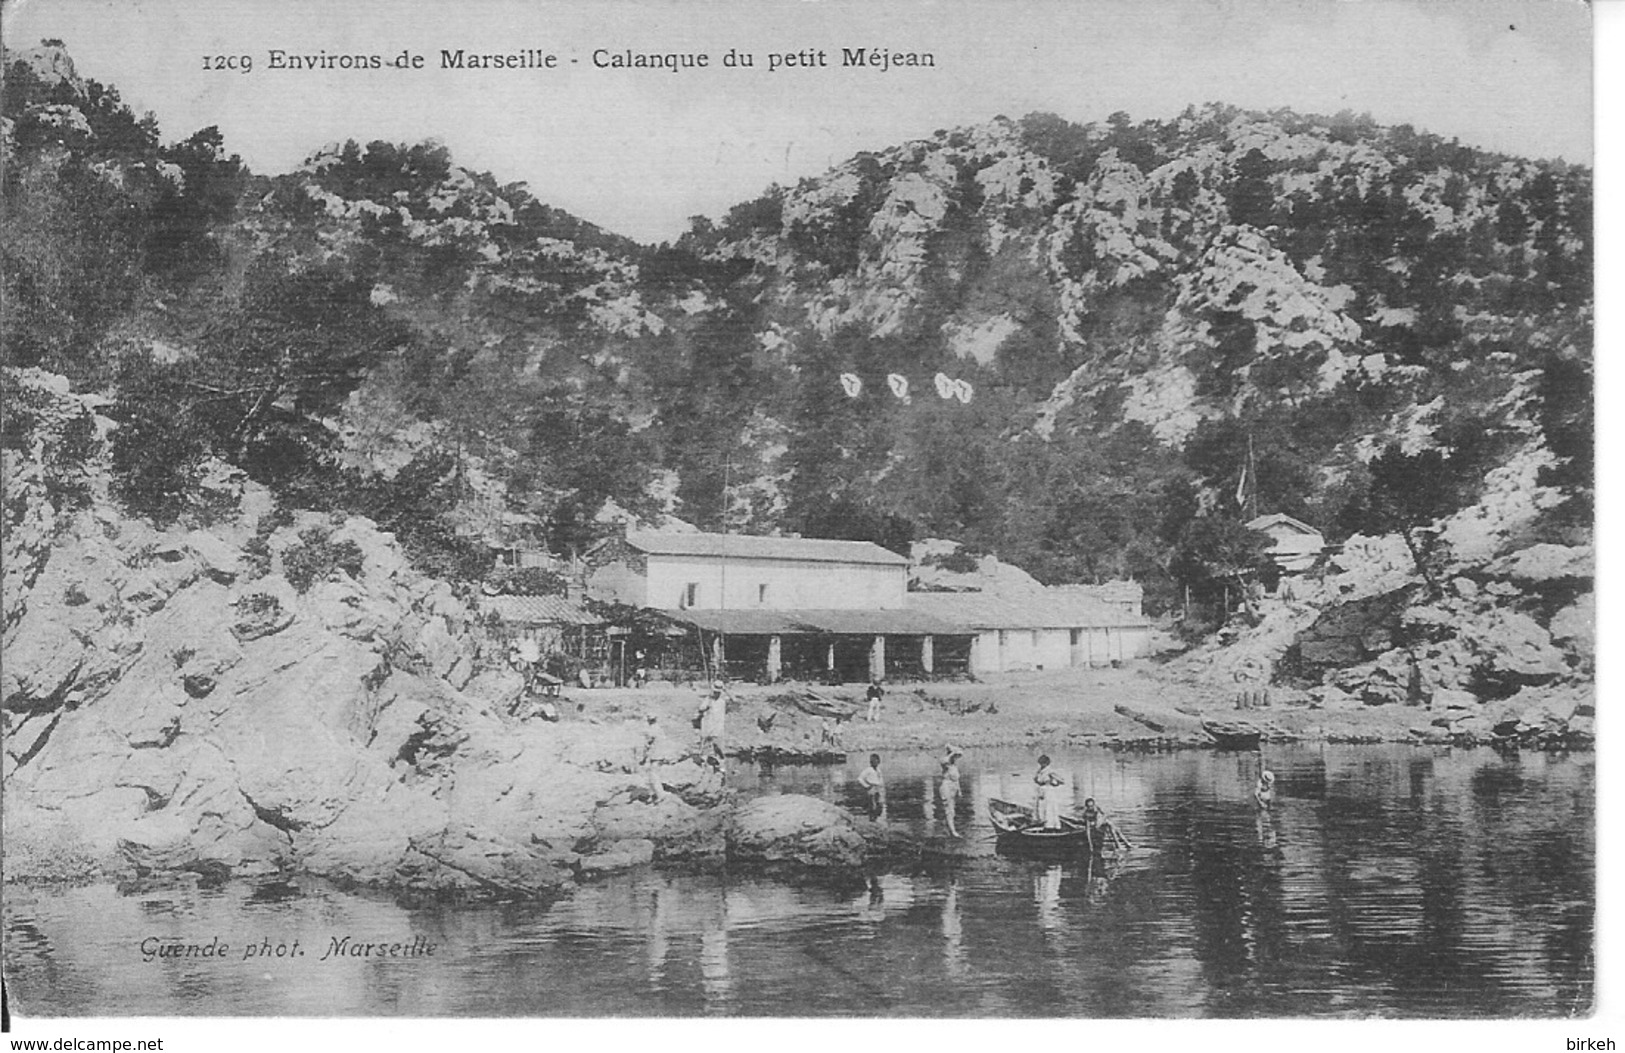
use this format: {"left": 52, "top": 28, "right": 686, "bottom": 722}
{"left": 4, "top": 746, "right": 1593, "bottom": 1018}
{"left": 942, "top": 880, "right": 967, "bottom": 980}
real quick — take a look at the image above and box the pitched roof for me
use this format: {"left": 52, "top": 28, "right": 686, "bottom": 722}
{"left": 481, "top": 594, "right": 602, "bottom": 626}
{"left": 624, "top": 530, "right": 908, "bottom": 566}
{"left": 1245, "top": 513, "right": 1324, "bottom": 538}
{"left": 905, "top": 589, "right": 1149, "bottom": 630}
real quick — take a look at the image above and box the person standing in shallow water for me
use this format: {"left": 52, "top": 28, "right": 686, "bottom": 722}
{"left": 939, "top": 748, "right": 963, "bottom": 837}
{"left": 1254, "top": 765, "right": 1276, "bottom": 810}
{"left": 859, "top": 753, "right": 886, "bottom": 819}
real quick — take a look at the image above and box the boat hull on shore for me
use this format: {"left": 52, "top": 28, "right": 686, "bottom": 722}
{"left": 1202, "top": 720, "right": 1263, "bottom": 751}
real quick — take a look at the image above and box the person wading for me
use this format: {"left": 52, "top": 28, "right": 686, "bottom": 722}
{"left": 859, "top": 753, "right": 886, "bottom": 820}
{"left": 939, "top": 747, "right": 964, "bottom": 837}
{"left": 1254, "top": 765, "right": 1276, "bottom": 810}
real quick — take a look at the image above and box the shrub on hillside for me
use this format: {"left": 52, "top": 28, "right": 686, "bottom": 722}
{"left": 282, "top": 528, "right": 365, "bottom": 593}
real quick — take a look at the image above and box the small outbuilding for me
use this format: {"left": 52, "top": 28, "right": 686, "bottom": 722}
{"left": 1245, "top": 513, "right": 1327, "bottom": 575}
{"left": 479, "top": 593, "right": 606, "bottom": 660}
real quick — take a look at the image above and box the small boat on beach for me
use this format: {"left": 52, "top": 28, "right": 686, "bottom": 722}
{"left": 1202, "top": 720, "right": 1263, "bottom": 751}
{"left": 988, "top": 798, "right": 1114, "bottom": 858}
{"left": 786, "top": 690, "right": 861, "bottom": 722}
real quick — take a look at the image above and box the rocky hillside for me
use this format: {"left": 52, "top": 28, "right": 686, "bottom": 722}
{"left": 2, "top": 371, "right": 723, "bottom": 893}
{"left": 5, "top": 42, "right": 1591, "bottom": 595}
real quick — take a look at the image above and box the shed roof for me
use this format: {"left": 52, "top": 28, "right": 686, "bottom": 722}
{"left": 624, "top": 530, "right": 908, "bottom": 566}
{"left": 905, "top": 589, "right": 1150, "bottom": 630}
{"left": 481, "top": 594, "right": 602, "bottom": 626}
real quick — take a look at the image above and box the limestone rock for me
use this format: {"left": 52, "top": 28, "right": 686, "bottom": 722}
{"left": 1486, "top": 544, "right": 1593, "bottom": 585}
{"left": 586, "top": 793, "right": 724, "bottom": 861}
{"left": 1308, "top": 685, "right": 1360, "bottom": 710}
{"left": 3, "top": 803, "right": 109, "bottom": 881}
{"left": 308, "top": 576, "right": 395, "bottom": 642}
{"left": 400, "top": 827, "right": 574, "bottom": 899}
{"left": 1549, "top": 592, "right": 1595, "bottom": 655}
{"left": 728, "top": 794, "right": 867, "bottom": 870}
{"left": 0, "top": 401, "right": 743, "bottom": 901}
{"left": 1431, "top": 688, "right": 1478, "bottom": 711}
{"left": 230, "top": 577, "right": 297, "bottom": 641}
{"left": 1289, "top": 588, "right": 1413, "bottom": 671}
{"left": 1469, "top": 610, "right": 1567, "bottom": 686}
{"left": 186, "top": 529, "right": 242, "bottom": 584}
{"left": 2, "top": 615, "right": 86, "bottom": 712}
{"left": 577, "top": 838, "right": 655, "bottom": 876}
{"left": 123, "top": 683, "right": 185, "bottom": 749}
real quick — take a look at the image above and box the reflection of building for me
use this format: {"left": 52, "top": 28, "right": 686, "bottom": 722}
{"left": 584, "top": 529, "right": 1152, "bottom": 682}
{"left": 1245, "top": 513, "right": 1327, "bottom": 575}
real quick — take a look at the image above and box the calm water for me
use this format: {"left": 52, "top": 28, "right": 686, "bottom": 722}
{"left": 3, "top": 745, "right": 1594, "bottom": 1018}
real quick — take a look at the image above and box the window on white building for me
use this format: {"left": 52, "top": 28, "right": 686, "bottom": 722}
{"left": 682, "top": 582, "right": 699, "bottom": 608}
{"left": 758, "top": 583, "right": 769, "bottom": 606}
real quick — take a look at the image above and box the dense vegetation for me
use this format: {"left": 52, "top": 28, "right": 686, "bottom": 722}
{"left": 3, "top": 43, "right": 1592, "bottom": 622}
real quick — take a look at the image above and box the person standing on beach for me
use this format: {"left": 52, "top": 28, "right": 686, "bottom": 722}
{"left": 859, "top": 753, "right": 886, "bottom": 819}
{"left": 939, "top": 748, "right": 964, "bottom": 837}
{"left": 865, "top": 680, "right": 885, "bottom": 722}
{"left": 697, "top": 680, "right": 727, "bottom": 761}
{"left": 639, "top": 715, "right": 666, "bottom": 802}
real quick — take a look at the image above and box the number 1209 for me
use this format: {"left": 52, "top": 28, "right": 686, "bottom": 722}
{"left": 203, "top": 54, "right": 252, "bottom": 73}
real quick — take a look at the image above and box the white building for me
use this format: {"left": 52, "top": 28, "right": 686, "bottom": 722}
{"left": 585, "top": 531, "right": 908, "bottom": 610}
{"left": 584, "top": 529, "right": 1150, "bottom": 682}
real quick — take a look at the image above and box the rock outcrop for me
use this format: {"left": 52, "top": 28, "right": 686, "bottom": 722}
{"left": 727, "top": 795, "right": 867, "bottom": 873}
{"left": 1, "top": 372, "right": 719, "bottom": 897}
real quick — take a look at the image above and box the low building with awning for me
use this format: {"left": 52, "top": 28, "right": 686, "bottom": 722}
{"left": 659, "top": 606, "right": 973, "bottom": 682}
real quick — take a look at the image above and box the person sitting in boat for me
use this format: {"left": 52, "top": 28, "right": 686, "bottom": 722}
{"left": 1081, "top": 798, "right": 1122, "bottom": 850}
{"left": 859, "top": 754, "right": 886, "bottom": 820}
{"left": 1033, "top": 756, "right": 1064, "bottom": 830}
{"left": 1254, "top": 767, "right": 1276, "bottom": 809}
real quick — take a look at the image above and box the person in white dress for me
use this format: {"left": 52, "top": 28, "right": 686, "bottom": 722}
{"left": 1033, "top": 755, "right": 1064, "bottom": 830}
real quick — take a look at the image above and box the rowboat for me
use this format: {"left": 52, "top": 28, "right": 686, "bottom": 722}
{"left": 788, "top": 691, "right": 860, "bottom": 721}
{"left": 1202, "top": 720, "right": 1263, "bottom": 750}
{"left": 988, "top": 798, "right": 1112, "bottom": 858}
